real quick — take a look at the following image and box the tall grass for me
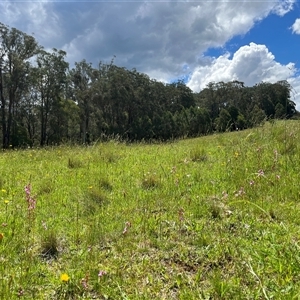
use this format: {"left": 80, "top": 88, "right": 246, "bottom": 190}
{"left": 0, "top": 120, "right": 300, "bottom": 298}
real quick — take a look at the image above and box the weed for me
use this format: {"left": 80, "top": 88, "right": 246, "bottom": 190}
{"left": 40, "top": 231, "right": 59, "bottom": 259}
{"left": 0, "top": 121, "right": 299, "bottom": 298}
{"left": 68, "top": 157, "right": 83, "bottom": 168}
{"left": 141, "top": 172, "right": 161, "bottom": 189}
{"left": 190, "top": 147, "right": 208, "bottom": 162}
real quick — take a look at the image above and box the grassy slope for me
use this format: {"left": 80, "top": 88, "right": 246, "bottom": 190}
{"left": 1, "top": 120, "right": 300, "bottom": 299}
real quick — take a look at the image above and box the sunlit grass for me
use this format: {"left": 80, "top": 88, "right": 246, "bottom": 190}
{"left": 0, "top": 120, "right": 300, "bottom": 298}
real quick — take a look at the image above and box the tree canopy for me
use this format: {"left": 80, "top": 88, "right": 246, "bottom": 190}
{"left": 0, "top": 23, "right": 297, "bottom": 147}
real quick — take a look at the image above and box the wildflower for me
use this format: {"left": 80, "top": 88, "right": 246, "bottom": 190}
{"left": 0, "top": 233, "right": 4, "bottom": 240}
{"left": 249, "top": 180, "right": 255, "bottom": 186}
{"left": 17, "top": 287, "right": 24, "bottom": 297}
{"left": 235, "top": 187, "right": 245, "bottom": 197}
{"left": 1, "top": 189, "right": 6, "bottom": 193}
{"left": 88, "top": 186, "right": 93, "bottom": 189}
{"left": 4, "top": 200, "right": 9, "bottom": 204}
{"left": 81, "top": 274, "right": 89, "bottom": 290}
{"left": 98, "top": 270, "right": 107, "bottom": 277}
{"left": 234, "top": 152, "right": 239, "bottom": 158}
{"left": 60, "top": 273, "right": 70, "bottom": 283}
{"left": 24, "top": 184, "right": 36, "bottom": 211}
{"left": 257, "top": 169, "right": 264, "bottom": 177}
{"left": 276, "top": 174, "right": 280, "bottom": 180}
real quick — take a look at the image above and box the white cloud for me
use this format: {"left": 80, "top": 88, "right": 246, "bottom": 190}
{"left": 0, "top": 0, "right": 299, "bottom": 108}
{"left": 291, "top": 18, "right": 300, "bottom": 34}
{"left": 272, "top": 0, "right": 295, "bottom": 16}
{"left": 187, "top": 42, "right": 300, "bottom": 108}
{"left": 2, "top": 1, "right": 294, "bottom": 76}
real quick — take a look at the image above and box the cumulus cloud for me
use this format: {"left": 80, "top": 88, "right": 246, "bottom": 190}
{"left": 291, "top": 18, "right": 300, "bottom": 34}
{"left": 0, "top": 0, "right": 299, "bottom": 107}
{"left": 187, "top": 43, "right": 300, "bottom": 108}
{"left": 2, "top": 0, "right": 295, "bottom": 76}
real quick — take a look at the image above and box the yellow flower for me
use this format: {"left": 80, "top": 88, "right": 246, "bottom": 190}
{"left": 1, "top": 189, "right": 6, "bottom": 193}
{"left": 88, "top": 186, "right": 93, "bottom": 189}
{"left": 0, "top": 233, "right": 4, "bottom": 240}
{"left": 60, "top": 273, "right": 70, "bottom": 282}
{"left": 4, "top": 200, "right": 9, "bottom": 205}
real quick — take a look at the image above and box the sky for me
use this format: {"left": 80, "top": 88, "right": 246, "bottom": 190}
{"left": 1, "top": 0, "right": 300, "bottom": 108}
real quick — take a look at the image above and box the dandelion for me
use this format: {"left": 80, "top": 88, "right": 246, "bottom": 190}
{"left": 234, "top": 152, "right": 239, "bottom": 158}
{"left": 1, "top": 189, "right": 6, "bottom": 193}
{"left": 0, "top": 233, "right": 4, "bottom": 241}
{"left": 4, "top": 200, "right": 9, "bottom": 205}
{"left": 60, "top": 273, "right": 70, "bottom": 283}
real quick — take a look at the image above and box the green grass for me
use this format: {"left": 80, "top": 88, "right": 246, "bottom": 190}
{"left": 1, "top": 120, "right": 300, "bottom": 299}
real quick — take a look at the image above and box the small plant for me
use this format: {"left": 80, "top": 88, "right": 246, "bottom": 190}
{"left": 68, "top": 157, "right": 83, "bottom": 168}
{"left": 141, "top": 172, "right": 160, "bottom": 189}
{"left": 190, "top": 147, "right": 208, "bottom": 162}
{"left": 40, "top": 231, "right": 59, "bottom": 259}
{"left": 24, "top": 183, "right": 37, "bottom": 226}
{"left": 98, "top": 178, "right": 113, "bottom": 191}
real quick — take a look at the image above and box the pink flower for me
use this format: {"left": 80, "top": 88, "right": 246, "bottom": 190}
{"left": 24, "top": 184, "right": 36, "bottom": 211}
{"left": 98, "top": 270, "right": 107, "bottom": 277}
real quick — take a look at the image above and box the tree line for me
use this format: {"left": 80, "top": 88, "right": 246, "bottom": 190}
{"left": 0, "top": 23, "right": 296, "bottom": 148}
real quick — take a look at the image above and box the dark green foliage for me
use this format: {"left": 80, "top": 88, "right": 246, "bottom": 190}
{"left": 40, "top": 231, "right": 59, "bottom": 259}
{"left": 0, "top": 23, "right": 296, "bottom": 147}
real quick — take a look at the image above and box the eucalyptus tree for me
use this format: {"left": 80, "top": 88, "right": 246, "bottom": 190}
{"left": 69, "top": 60, "right": 97, "bottom": 143}
{"left": 0, "top": 23, "right": 39, "bottom": 148}
{"left": 33, "top": 48, "right": 68, "bottom": 145}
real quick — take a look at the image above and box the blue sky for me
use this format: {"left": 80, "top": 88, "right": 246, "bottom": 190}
{"left": 1, "top": 0, "right": 300, "bottom": 108}
{"left": 216, "top": 6, "right": 300, "bottom": 68}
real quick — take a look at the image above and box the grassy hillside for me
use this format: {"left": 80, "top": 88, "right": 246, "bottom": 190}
{"left": 1, "top": 120, "right": 300, "bottom": 299}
